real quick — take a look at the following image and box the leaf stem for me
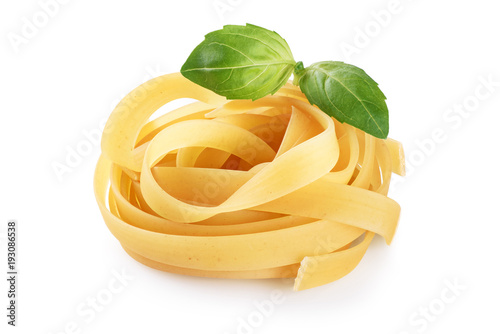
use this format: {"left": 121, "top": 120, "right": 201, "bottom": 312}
{"left": 292, "top": 61, "right": 305, "bottom": 85}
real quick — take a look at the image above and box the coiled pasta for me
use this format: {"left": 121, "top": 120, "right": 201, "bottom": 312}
{"left": 94, "top": 72, "right": 405, "bottom": 290}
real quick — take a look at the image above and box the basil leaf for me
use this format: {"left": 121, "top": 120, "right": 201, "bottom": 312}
{"left": 181, "top": 24, "right": 296, "bottom": 101}
{"left": 297, "top": 61, "right": 389, "bottom": 139}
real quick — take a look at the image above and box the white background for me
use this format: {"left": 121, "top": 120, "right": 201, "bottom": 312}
{"left": 1, "top": 0, "right": 499, "bottom": 333}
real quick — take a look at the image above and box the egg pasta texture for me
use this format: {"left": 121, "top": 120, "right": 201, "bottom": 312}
{"left": 94, "top": 72, "right": 405, "bottom": 291}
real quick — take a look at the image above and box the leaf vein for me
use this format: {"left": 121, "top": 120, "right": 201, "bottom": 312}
{"left": 209, "top": 41, "right": 256, "bottom": 64}
{"left": 181, "top": 61, "right": 295, "bottom": 72}
{"left": 217, "top": 32, "right": 288, "bottom": 60}
{"left": 217, "top": 65, "right": 269, "bottom": 93}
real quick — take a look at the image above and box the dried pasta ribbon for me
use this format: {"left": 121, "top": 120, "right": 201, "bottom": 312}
{"left": 94, "top": 73, "right": 405, "bottom": 291}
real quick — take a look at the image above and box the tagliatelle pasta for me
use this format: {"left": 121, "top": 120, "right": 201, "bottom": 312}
{"left": 94, "top": 72, "right": 405, "bottom": 291}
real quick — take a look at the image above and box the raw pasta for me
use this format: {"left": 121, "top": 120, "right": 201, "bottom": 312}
{"left": 94, "top": 73, "right": 405, "bottom": 291}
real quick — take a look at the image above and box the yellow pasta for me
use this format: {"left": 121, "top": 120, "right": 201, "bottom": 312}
{"left": 94, "top": 72, "right": 405, "bottom": 291}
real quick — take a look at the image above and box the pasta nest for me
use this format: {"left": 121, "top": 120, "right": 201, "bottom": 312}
{"left": 94, "top": 73, "right": 405, "bottom": 290}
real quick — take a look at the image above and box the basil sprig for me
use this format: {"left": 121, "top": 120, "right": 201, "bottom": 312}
{"left": 181, "top": 23, "right": 389, "bottom": 139}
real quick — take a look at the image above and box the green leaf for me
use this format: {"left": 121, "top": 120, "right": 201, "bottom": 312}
{"left": 181, "top": 23, "right": 296, "bottom": 100}
{"left": 296, "top": 61, "right": 389, "bottom": 139}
